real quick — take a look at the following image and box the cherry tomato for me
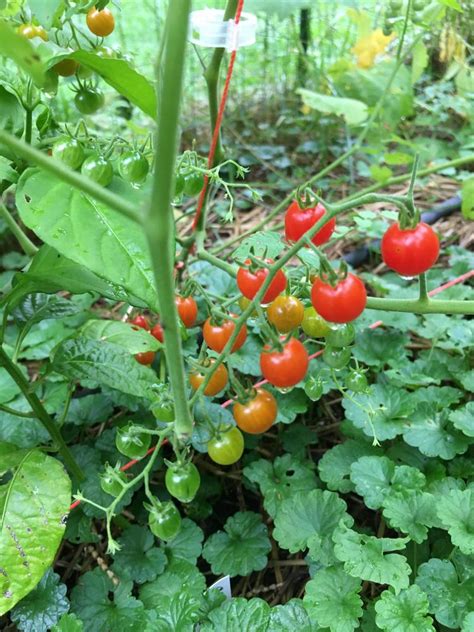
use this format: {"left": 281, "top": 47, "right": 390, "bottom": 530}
{"left": 323, "top": 345, "right": 351, "bottom": 369}
{"left": 130, "top": 314, "right": 150, "bottom": 331}
{"left": 165, "top": 462, "right": 201, "bottom": 503}
{"left": 81, "top": 154, "right": 113, "bottom": 186}
{"left": 174, "top": 173, "right": 185, "bottom": 196}
{"left": 119, "top": 151, "right": 149, "bottom": 186}
{"left": 233, "top": 388, "right": 277, "bottom": 434}
{"left": 176, "top": 296, "right": 198, "bottom": 328}
{"left": 148, "top": 501, "right": 181, "bottom": 541}
{"left": 115, "top": 423, "right": 151, "bottom": 458}
{"left": 151, "top": 323, "right": 164, "bottom": 343}
{"left": 326, "top": 323, "right": 355, "bottom": 348}
{"left": 52, "top": 137, "right": 85, "bottom": 170}
{"left": 54, "top": 59, "right": 79, "bottom": 77}
{"left": 86, "top": 6, "right": 115, "bottom": 37}
{"left": 74, "top": 88, "right": 104, "bottom": 114}
{"left": 18, "top": 24, "right": 48, "bottom": 41}
{"left": 345, "top": 370, "right": 369, "bottom": 392}
{"left": 285, "top": 200, "right": 336, "bottom": 246}
{"left": 151, "top": 400, "right": 175, "bottom": 422}
{"left": 267, "top": 295, "right": 304, "bottom": 333}
{"left": 184, "top": 172, "right": 205, "bottom": 196}
{"left": 237, "top": 259, "right": 287, "bottom": 305}
{"left": 135, "top": 351, "right": 155, "bottom": 365}
{"left": 260, "top": 337, "right": 309, "bottom": 388}
{"left": 203, "top": 316, "right": 247, "bottom": 353}
{"left": 100, "top": 466, "right": 127, "bottom": 496}
{"left": 238, "top": 296, "right": 257, "bottom": 317}
{"left": 207, "top": 426, "right": 244, "bottom": 466}
{"left": 301, "top": 306, "right": 331, "bottom": 338}
{"left": 190, "top": 360, "right": 228, "bottom": 396}
{"left": 305, "top": 376, "right": 323, "bottom": 401}
{"left": 381, "top": 222, "right": 440, "bottom": 277}
{"left": 311, "top": 274, "right": 367, "bottom": 323}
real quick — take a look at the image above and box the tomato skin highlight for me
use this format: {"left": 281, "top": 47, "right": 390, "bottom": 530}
{"left": 175, "top": 296, "right": 198, "bottom": 328}
{"left": 203, "top": 316, "right": 247, "bottom": 353}
{"left": 207, "top": 427, "right": 244, "bottom": 465}
{"left": 267, "top": 295, "right": 304, "bottom": 333}
{"left": 233, "top": 388, "right": 277, "bottom": 434}
{"left": 345, "top": 370, "right": 368, "bottom": 393}
{"left": 151, "top": 323, "right": 164, "bottom": 343}
{"left": 285, "top": 200, "right": 336, "bottom": 246}
{"left": 190, "top": 360, "right": 228, "bottom": 396}
{"left": 260, "top": 337, "right": 309, "bottom": 388}
{"left": 135, "top": 351, "right": 155, "bottom": 365}
{"left": 165, "top": 462, "right": 200, "bottom": 503}
{"left": 237, "top": 259, "right": 287, "bottom": 304}
{"left": 311, "top": 274, "right": 367, "bottom": 323}
{"left": 381, "top": 222, "right": 440, "bottom": 276}
{"left": 301, "top": 306, "right": 331, "bottom": 338}
{"left": 100, "top": 468, "right": 127, "bottom": 496}
{"left": 86, "top": 7, "right": 115, "bottom": 37}
{"left": 148, "top": 501, "right": 181, "bottom": 541}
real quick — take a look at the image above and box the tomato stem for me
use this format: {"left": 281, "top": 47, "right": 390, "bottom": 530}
{"left": 0, "top": 203, "right": 38, "bottom": 257}
{"left": 418, "top": 273, "right": 429, "bottom": 302}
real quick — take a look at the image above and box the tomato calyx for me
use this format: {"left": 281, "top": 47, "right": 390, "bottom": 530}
{"left": 150, "top": 384, "right": 175, "bottom": 422}
{"left": 295, "top": 185, "right": 319, "bottom": 211}
{"left": 100, "top": 463, "right": 127, "bottom": 496}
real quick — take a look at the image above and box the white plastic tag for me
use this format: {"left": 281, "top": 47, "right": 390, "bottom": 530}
{"left": 189, "top": 9, "right": 257, "bottom": 51}
{"left": 208, "top": 575, "right": 232, "bottom": 598}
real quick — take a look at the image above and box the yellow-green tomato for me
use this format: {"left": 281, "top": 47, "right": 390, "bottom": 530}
{"left": 207, "top": 426, "right": 244, "bottom": 466}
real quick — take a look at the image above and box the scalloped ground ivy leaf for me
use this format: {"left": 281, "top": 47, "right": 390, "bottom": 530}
{"left": 375, "top": 585, "right": 435, "bottom": 632}
{"left": 436, "top": 489, "right": 474, "bottom": 554}
{"left": 111, "top": 525, "right": 167, "bottom": 584}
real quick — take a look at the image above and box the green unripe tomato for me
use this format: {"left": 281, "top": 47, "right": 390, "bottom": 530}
{"left": 174, "top": 173, "right": 185, "bottom": 196}
{"left": 183, "top": 171, "right": 205, "bottom": 196}
{"left": 305, "top": 376, "right": 323, "bottom": 401}
{"left": 81, "top": 154, "right": 113, "bottom": 186}
{"left": 207, "top": 426, "right": 244, "bottom": 466}
{"left": 151, "top": 400, "right": 175, "bottom": 423}
{"left": 301, "top": 306, "right": 331, "bottom": 338}
{"left": 389, "top": 0, "right": 403, "bottom": 9}
{"left": 74, "top": 88, "right": 104, "bottom": 115}
{"left": 119, "top": 151, "right": 149, "bottom": 186}
{"left": 323, "top": 345, "right": 352, "bottom": 370}
{"left": 345, "top": 370, "right": 369, "bottom": 393}
{"left": 148, "top": 501, "right": 181, "bottom": 540}
{"left": 52, "top": 137, "right": 85, "bottom": 170}
{"left": 412, "top": 0, "right": 425, "bottom": 10}
{"left": 115, "top": 422, "right": 151, "bottom": 458}
{"left": 326, "top": 323, "right": 355, "bottom": 348}
{"left": 100, "top": 466, "right": 127, "bottom": 496}
{"left": 165, "top": 462, "right": 201, "bottom": 503}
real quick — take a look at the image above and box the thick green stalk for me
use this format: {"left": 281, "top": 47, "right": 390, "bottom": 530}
{"left": 0, "top": 204, "right": 38, "bottom": 256}
{"left": 0, "top": 347, "right": 84, "bottom": 480}
{"left": 147, "top": 0, "right": 194, "bottom": 440}
{"left": 366, "top": 297, "right": 474, "bottom": 315}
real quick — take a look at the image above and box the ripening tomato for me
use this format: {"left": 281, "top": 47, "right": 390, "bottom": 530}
{"left": 381, "top": 222, "right": 440, "bottom": 276}
{"left": 207, "top": 426, "right": 244, "bottom": 465}
{"left": 301, "top": 306, "right": 331, "bottom": 338}
{"left": 176, "top": 296, "right": 198, "bottom": 328}
{"left": 267, "top": 295, "right": 304, "bottom": 333}
{"left": 237, "top": 259, "right": 287, "bottom": 304}
{"left": 190, "top": 360, "right": 228, "bottom": 396}
{"left": 151, "top": 323, "right": 164, "bottom": 343}
{"left": 86, "top": 6, "right": 115, "bottom": 37}
{"left": 135, "top": 351, "right": 155, "bottom": 365}
{"left": 54, "top": 59, "right": 79, "bottom": 77}
{"left": 165, "top": 462, "right": 200, "bottom": 503}
{"left": 233, "top": 388, "right": 277, "bottom": 434}
{"left": 285, "top": 200, "right": 336, "bottom": 246}
{"left": 18, "top": 24, "right": 48, "bottom": 41}
{"left": 260, "top": 337, "right": 309, "bottom": 388}
{"left": 148, "top": 501, "right": 181, "bottom": 541}
{"left": 131, "top": 315, "right": 150, "bottom": 331}
{"left": 311, "top": 274, "right": 367, "bottom": 323}
{"left": 203, "top": 316, "right": 247, "bottom": 353}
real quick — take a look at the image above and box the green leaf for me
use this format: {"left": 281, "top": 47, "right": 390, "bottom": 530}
{"left": 370, "top": 165, "right": 393, "bottom": 184}
{"left": 16, "top": 169, "right": 158, "bottom": 311}
{"left": 0, "top": 448, "right": 71, "bottom": 616}
{"left": 318, "top": 440, "right": 381, "bottom": 493}
{"left": 200, "top": 597, "right": 271, "bottom": 632}
{"left": 243, "top": 454, "right": 317, "bottom": 517}
{"left": 350, "top": 456, "right": 395, "bottom": 509}
{"left": 273, "top": 489, "right": 353, "bottom": 564}
{"left": 145, "top": 592, "right": 203, "bottom": 630}
{"left": 375, "top": 585, "right": 435, "bottom": 632}
{"left": 12, "top": 294, "right": 80, "bottom": 343}
{"left": 0, "top": 154, "right": 18, "bottom": 182}
{"left": 80, "top": 319, "right": 159, "bottom": 354}
{"left": 138, "top": 558, "right": 206, "bottom": 609}
{"left": 70, "top": 569, "right": 146, "bottom": 632}
{"left": 382, "top": 492, "right": 437, "bottom": 543}
{"left": 461, "top": 177, "right": 474, "bottom": 219}
{"left": 10, "top": 568, "right": 69, "bottom": 632}
{"left": 51, "top": 613, "right": 84, "bottom": 632}
{"left": 65, "top": 394, "right": 113, "bottom": 427}
{"left": 0, "top": 20, "right": 46, "bottom": 86}
{"left": 69, "top": 51, "right": 157, "bottom": 118}
{"left": 111, "top": 525, "right": 167, "bottom": 584}
{"left": 162, "top": 518, "right": 204, "bottom": 564}
{"left": 333, "top": 523, "right": 411, "bottom": 593}
{"left": 450, "top": 403, "right": 474, "bottom": 437}
{"left": 0, "top": 367, "right": 24, "bottom": 404}
{"left": 437, "top": 489, "right": 474, "bottom": 554}
{"left": 268, "top": 599, "right": 315, "bottom": 631}
{"left": 202, "top": 511, "right": 271, "bottom": 577}
{"left": 411, "top": 41, "right": 429, "bottom": 84}
{"left": 28, "top": 0, "right": 63, "bottom": 27}
{"left": 437, "top": 0, "right": 463, "bottom": 11}
{"left": 353, "top": 330, "right": 409, "bottom": 368}
{"left": 298, "top": 88, "right": 368, "bottom": 126}
{"left": 272, "top": 386, "right": 309, "bottom": 424}
{"left": 53, "top": 338, "right": 158, "bottom": 400}
{"left": 462, "top": 613, "right": 474, "bottom": 631}
{"left": 233, "top": 230, "right": 284, "bottom": 261}
{"left": 304, "top": 566, "right": 363, "bottom": 632}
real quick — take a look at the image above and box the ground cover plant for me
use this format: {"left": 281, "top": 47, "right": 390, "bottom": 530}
{"left": 0, "top": 0, "right": 473, "bottom": 630}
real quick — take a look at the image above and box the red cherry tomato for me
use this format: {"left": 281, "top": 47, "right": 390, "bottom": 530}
{"left": 311, "top": 274, "right": 367, "bottom": 323}
{"left": 233, "top": 388, "right": 277, "bottom": 434}
{"left": 237, "top": 259, "right": 287, "bottom": 304}
{"left": 130, "top": 315, "right": 150, "bottom": 331}
{"left": 285, "top": 200, "right": 336, "bottom": 246}
{"left": 175, "top": 296, "right": 198, "bottom": 328}
{"left": 381, "top": 222, "right": 440, "bottom": 276}
{"left": 190, "top": 360, "right": 228, "bottom": 396}
{"left": 203, "top": 316, "right": 247, "bottom": 353}
{"left": 151, "top": 323, "right": 164, "bottom": 343}
{"left": 260, "top": 338, "right": 309, "bottom": 388}
{"left": 135, "top": 351, "right": 155, "bottom": 365}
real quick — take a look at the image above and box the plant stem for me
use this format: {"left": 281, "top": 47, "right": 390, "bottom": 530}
{"left": 0, "top": 204, "right": 38, "bottom": 256}
{"left": 365, "top": 297, "right": 474, "bottom": 315}
{"left": 24, "top": 108, "right": 33, "bottom": 145}
{"left": 147, "top": 0, "right": 194, "bottom": 440}
{"left": 197, "top": 249, "right": 236, "bottom": 277}
{"left": 0, "top": 403, "right": 35, "bottom": 418}
{"left": 418, "top": 273, "right": 428, "bottom": 302}
{"left": 0, "top": 130, "right": 141, "bottom": 224}
{"left": 0, "top": 347, "right": 84, "bottom": 480}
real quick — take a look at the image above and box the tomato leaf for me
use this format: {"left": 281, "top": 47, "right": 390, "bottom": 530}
{"left": 79, "top": 319, "right": 159, "bottom": 354}
{"left": 298, "top": 88, "right": 368, "bottom": 126}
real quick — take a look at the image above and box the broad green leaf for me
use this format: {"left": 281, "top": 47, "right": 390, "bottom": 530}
{"left": 0, "top": 20, "right": 46, "bottom": 86}
{"left": 318, "top": 440, "right": 381, "bottom": 494}
{"left": 461, "top": 177, "right": 474, "bottom": 219}
{"left": 383, "top": 152, "right": 413, "bottom": 166}
{"left": 375, "top": 585, "right": 435, "bottom": 632}
{"left": 53, "top": 338, "right": 158, "bottom": 400}
{"left": 51, "top": 613, "right": 84, "bottom": 631}
{"left": 0, "top": 84, "right": 24, "bottom": 145}
{"left": 412, "top": 41, "right": 429, "bottom": 84}
{"left": 10, "top": 568, "right": 69, "bottom": 632}
{"left": 280, "top": 423, "right": 318, "bottom": 458}
{"left": 111, "top": 525, "right": 167, "bottom": 584}
{"left": 65, "top": 394, "right": 113, "bottom": 427}
{"left": 162, "top": 518, "right": 204, "bottom": 564}
{"left": 333, "top": 523, "right": 411, "bottom": 593}
{"left": 28, "top": 0, "right": 63, "bottom": 27}
{"left": 0, "top": 448, "right": 71, "bottom": 615}
{"left": 298, "top": 88, "right": 368, "bottom": 126}
{"left": 202, "top": 511, "right": 271, "bottom": 577}
{"left": 268, "top": 599, "right": 315, "bottom": 631}
{"left": 382, "top": 492, "right": 437, "bottom": 543}
{"left": 0, "top": 154, "right": 17, "bottom": 182}
{"left": 370, "top": 165, "right": 392, "bottom": 184}
{"left": 304, "top": 566, "right": 363, "bottom": 632}
{"left": 200, "top": 597, "right": 271, "bottom": 632}
{"left": 450, "top": 403, "right": 474, "bottom": 437}
{"left": 353, "top": 330, "right": 409, "bottom": 369}
{"left": 0, "top": 367, "right": 24, "bottom": 404}
{"left": 69, "top": 51, "right": 157, "bottom": 118}
{"left": 273, "top": 489, "right": 353, "bottom": 564}
{"left": 16, "top": 169, "right": 158, "bottom": 311}
{"left": 437, "top": 0, "right": 463, "bottom": 11}
{"left": 80, "top": 319, "right": 159, "bottom": 354}
{"left": 233, "top": 231, "right": 284, "bottom": 261}
{"left": 272, "top": 386, "right": 309, "bottom": 424}
{"left": 350, "top": 456, "right": 395, "bottom": 509}
{"left": 138, "top": 558, "right": 206, "bottom": 609}
{"left": 13, "top": 293, "right": 79, "bottom": 325}
{"left": 0, "top": 397, "right": 49, "bottom": 448}
{"left": 145, "top": 592, "right": 203, "bottom": 631}
{"left": 462, "top": 613, "right": 474, "bottom": 631}
{"left": 437, "top": 489, "right": 474, "bottom": 554}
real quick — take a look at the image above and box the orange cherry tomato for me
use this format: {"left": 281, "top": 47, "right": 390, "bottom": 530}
{"left": 233, "top": 388, "right": 277, "bottom": 434}
{"left": 190, "top": 360, "right": 228, "bottom": 396}
{"left": 267, "top": 295, "right": 304, "bottom": 333}
{"left": 260, "top": 338, "right": 309, "bottom": 388}
{"left": 86, "top": 6, "right": 115, "bottom": 37}
{"left": 203, "top": 315, "right": 247, "bottom": 353}
{"left": 176, "top": 296, "right": 198, "bottom": 328}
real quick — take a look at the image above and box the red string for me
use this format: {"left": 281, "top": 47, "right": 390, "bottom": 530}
{"left": 192, "top": 0, "right": 246, "bottom": 232}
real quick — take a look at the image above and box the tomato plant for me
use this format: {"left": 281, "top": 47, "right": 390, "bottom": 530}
{"left": 233, "top": 388, "right": 277, "bottom": 434}
{"left": 260, "top": 337, "right": 309, "bottom": 387}
{"left": 52, "top": 137, "right": 85, "bottom": 170}
{"left": 135, "top": 350, "right": 155, "bottom": 365}
{"left": 119, "top": 151, "right": 150, "bottom": 186}
{"left": 285, "top": 200, "right": 336, "bottom": 246}
{"left": 190, "top": 360, "right": 228, "bottom": 396}
{"left": 100, "top": 466, "right": 127, "bottom": 496}
{"left": 381, "top": 222, "right": 440, "bottom": 276}
{"left": 165, "top": 461, "right": 201, "bottom": 503}
{"left": 115, "top": 424, "right": 151, "bottom": 458}
{"left": 311, "top": 274, "right": 367, "bottom": 323}
{"left": 301, "top": 306, "right": 331, "bottom": 338}
{"left": 203, "top": 316, "right": 247, "bottom": 353}
{"left": 207, "top": 427, "right": 245, "bottom": 465}
{"left": 267, "top": 295, "right": 304, "bottom": 333}
{"left": 237, "top": 259, "right": 287, "bottom": 304}
{"left": 81, "top": 154, "right": 113, "bottom": 186}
